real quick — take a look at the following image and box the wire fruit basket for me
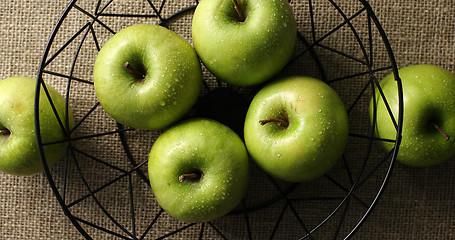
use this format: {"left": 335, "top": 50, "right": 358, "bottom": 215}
{"left": 35, "top": 0, "right": 403, "bottom": 239}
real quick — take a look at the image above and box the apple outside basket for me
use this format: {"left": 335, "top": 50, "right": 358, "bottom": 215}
{"left": 34, "top": 0, "right": 403, "bottom": 239}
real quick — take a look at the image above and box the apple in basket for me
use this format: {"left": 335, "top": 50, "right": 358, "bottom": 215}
{"left": 244, "top": 76, "right": 349, "bottom": 182}
{"left": 93, "top": 24, "right": 202, "bottom": 130}
{"left": 0, "top": 76, "right": 73, "bottom": 176}
{"left": 148, "top": 118, "right": 249, "bottom": 223}
{"left": 371, "top": 64, "right": 455, "bottom": 167}
{"left": 192, "top": 0, "right": 297, "bottom": 86}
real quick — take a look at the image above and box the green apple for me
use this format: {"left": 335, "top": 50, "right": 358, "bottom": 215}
{"left": 93, "top": 24, "right": 202, "bottom": 130}
{"left": 244, "top": 76, "right": 349, "bottom": 182}
{"left": 192, "top": 0, "right": 297, "bottom": 86}
{"left": 148, "top": 118, "right": 249, "bottom": 223}
{"left": 371, "top": 64, "right": 455, "bottom": 167}
{"left": 0, "top": 76, "right": 74, "bottom": 176}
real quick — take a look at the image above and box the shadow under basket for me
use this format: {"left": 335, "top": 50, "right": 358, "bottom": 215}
{"left": 34, "top": 0, "right": 403, "bottom": 239}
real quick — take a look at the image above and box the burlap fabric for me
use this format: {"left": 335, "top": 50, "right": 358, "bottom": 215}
{"left": 1, "top": 0, "right": 454, "bottom": 239}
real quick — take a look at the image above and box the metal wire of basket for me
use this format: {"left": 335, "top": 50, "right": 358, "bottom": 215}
{"left": 34, "top": 0, "right": 403, "bottom": 239}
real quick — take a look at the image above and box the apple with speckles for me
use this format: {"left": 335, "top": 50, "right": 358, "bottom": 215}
{"left": 371, "top": 64, "right": 455, "bottom": 167}
{"left": 0, "top": 76, "right": 73, "bottom": 176}
{"left": 244, "top": 76, "right": 349, "bottom": 182}
{"left": 148, "top": 118, "right": 249, "bottom": 223}
{"left": 192, "top": 0, "right": 297, "bottom": 86}
{"left": 93, "top": 24, "right": 202, "bottom": 130}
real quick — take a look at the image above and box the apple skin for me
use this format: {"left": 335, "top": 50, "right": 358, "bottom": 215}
{"left": 94, "top": 24, "right": 202, "bottom": 130}
{"left": 370, "top": 64, "right": 455, "bottom": 167}
{"left": 148, "top": 118, "right": 249, "bottom": 223}
{"left": 244, "top": 76, "right": 349, "bottom": 182}
{"left": 192, "top": 0, "right": 296, "bottom": 86}
{"left": 0, "top": 77, "right": 74, "bottom": 176}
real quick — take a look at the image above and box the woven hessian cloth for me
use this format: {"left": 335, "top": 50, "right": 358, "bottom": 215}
{"left": 1, "top": 0, "right": 454, "bottom": 239}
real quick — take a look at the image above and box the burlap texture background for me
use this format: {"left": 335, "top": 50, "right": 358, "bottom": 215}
{"left": 1, "top": 0, "right": 454, "bottom": 239}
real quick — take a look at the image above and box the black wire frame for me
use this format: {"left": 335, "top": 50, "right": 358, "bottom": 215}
{"left": 34, "top": 0, "right": 404, "bottom": 239}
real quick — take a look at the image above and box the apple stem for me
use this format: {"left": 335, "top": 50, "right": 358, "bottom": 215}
{"left": 179, "top": 173, "right": 201, "bottom": 183}
{"left": 232, "top": 0, "right": 246, "bottom": 22}
{"left": 259, "top": 118, "right": 289, "bottom": 127}
{"left": 124, "top": 62, "right": 146, "bottom": 80}
{"left": 0, "top": 128, "right": 10, "bottom": 136}
{"left": 433, "top": 123, "right": 451, "bottom": 141}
